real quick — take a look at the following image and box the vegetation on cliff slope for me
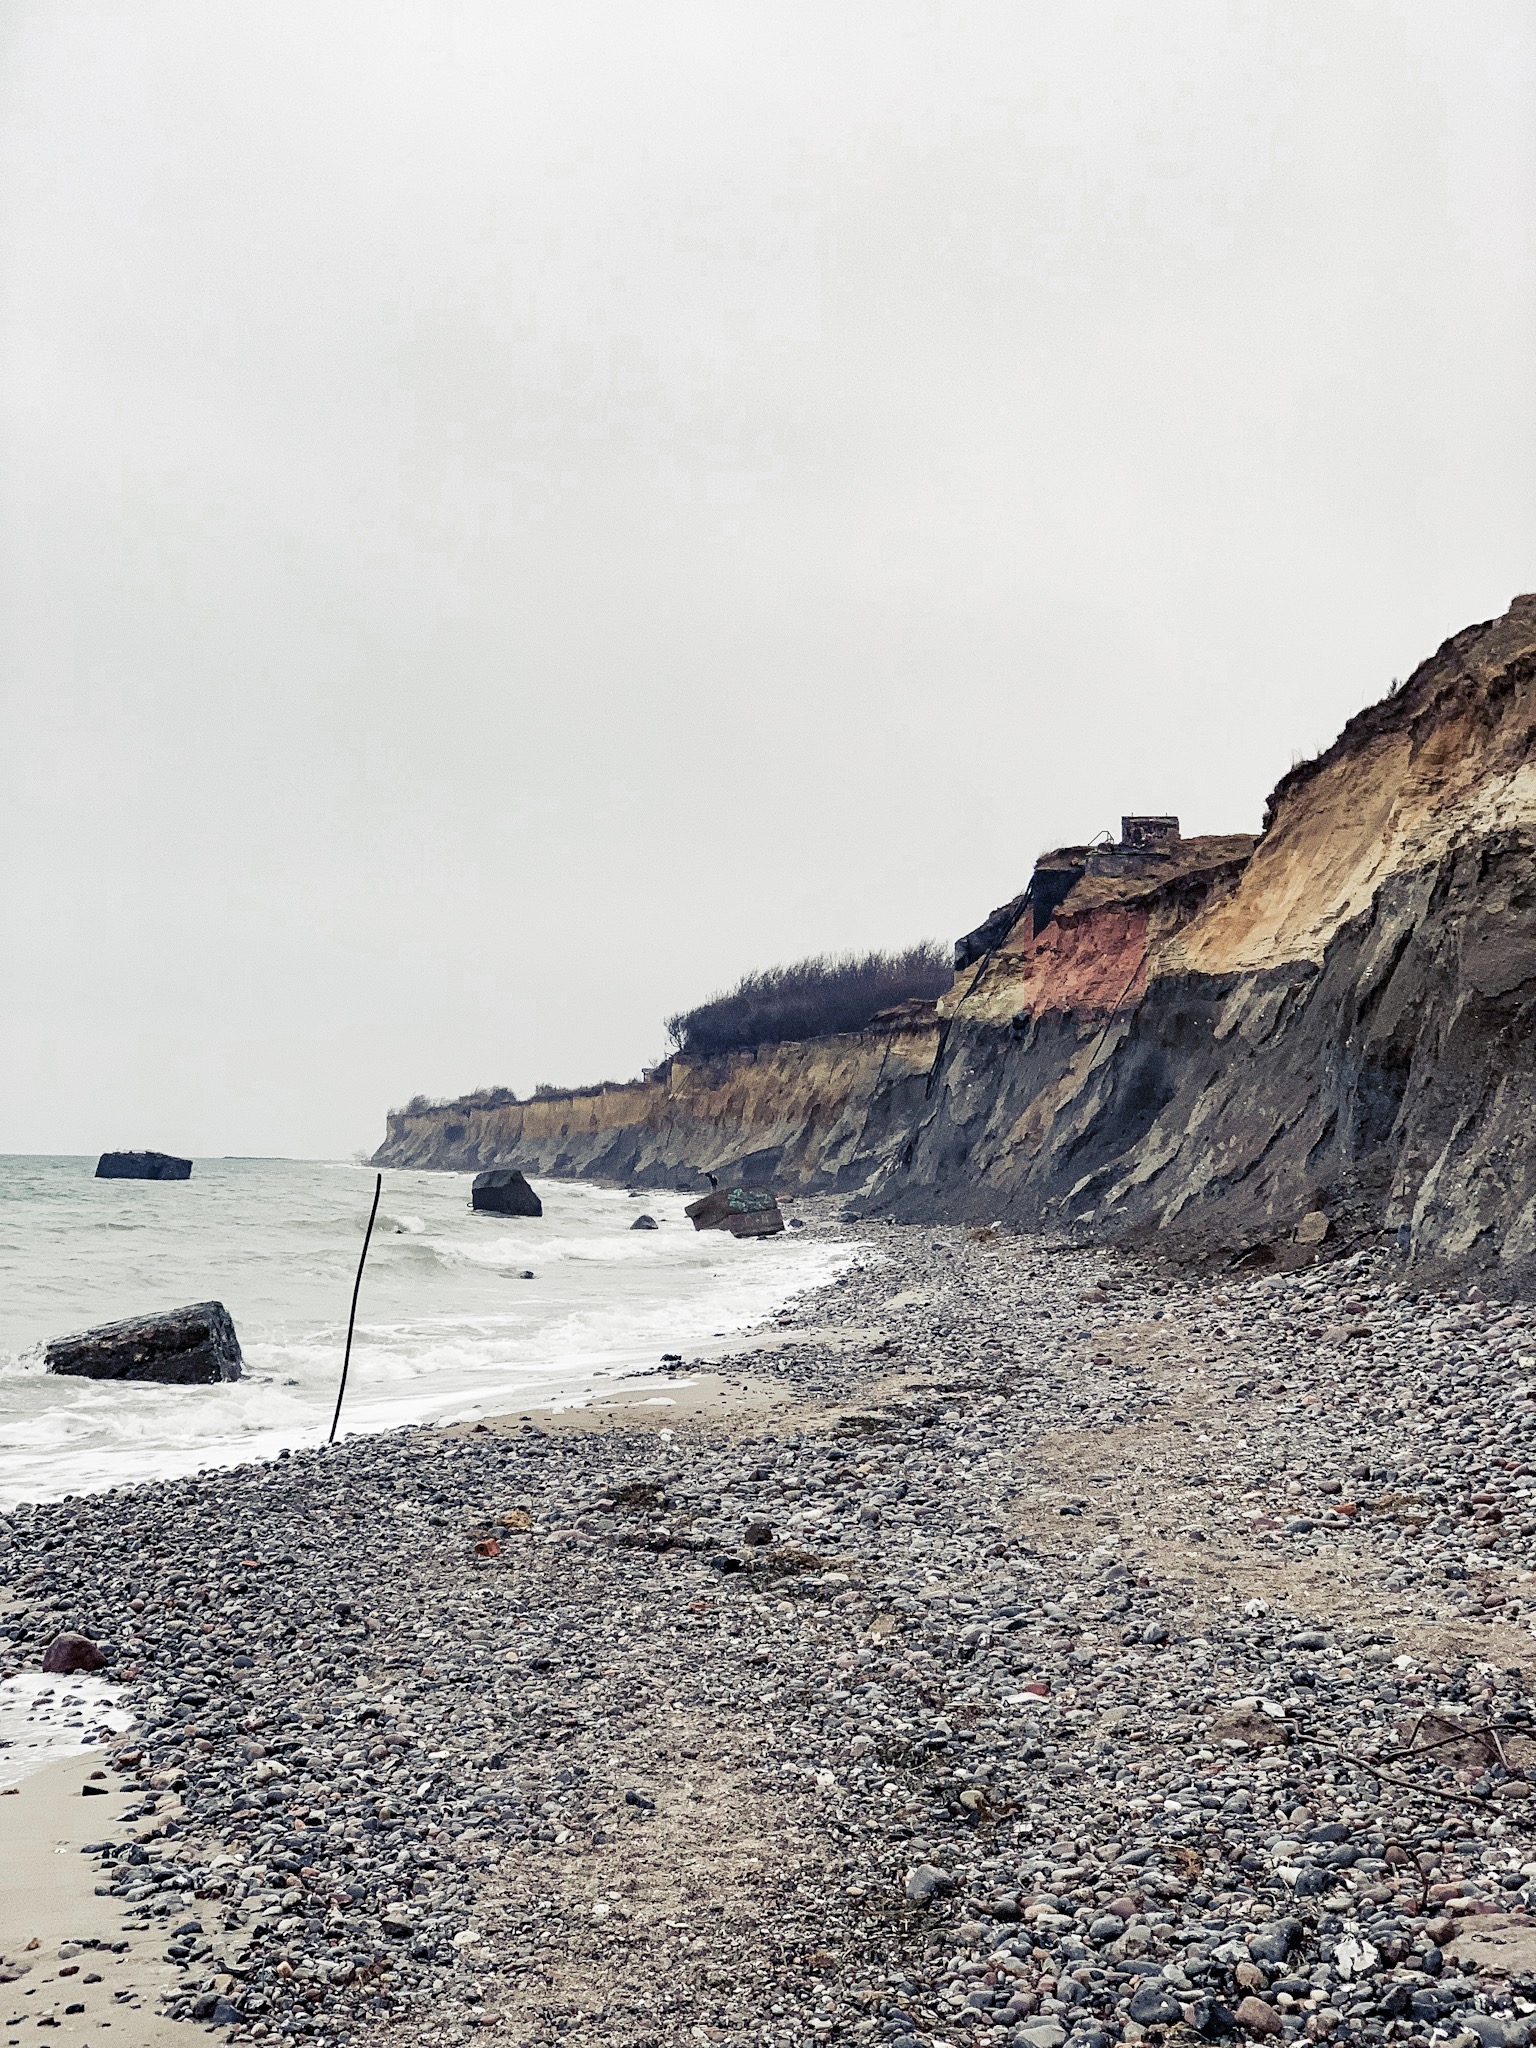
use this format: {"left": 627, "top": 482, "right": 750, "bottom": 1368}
{"left": 665, "top": 943, "right": 951, "bottom": 1058}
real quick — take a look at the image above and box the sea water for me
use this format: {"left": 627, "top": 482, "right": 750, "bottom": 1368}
{"left": 0, "top": 1157, "right": 858, "bottom": 1509}
{"left": 0, "top": 1672, "right": 135, "bottom": 1790}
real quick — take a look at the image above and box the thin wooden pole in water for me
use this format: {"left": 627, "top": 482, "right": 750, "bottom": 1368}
{"left": 329, "top": 1172, "right": 383, "bottom": 1446}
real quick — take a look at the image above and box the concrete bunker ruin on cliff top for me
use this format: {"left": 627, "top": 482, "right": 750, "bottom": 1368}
{"left": 955, "top": 815, "right": 1187, "bottom": 966}
{"left": 1118, "top": 814, "right": 1180, "bottom": 853}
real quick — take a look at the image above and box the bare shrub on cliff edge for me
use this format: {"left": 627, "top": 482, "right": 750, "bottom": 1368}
{"left": 666, "top": 943, "right": 951, "bottom": 1058}
{"left": 397, "top": 1086, "right": 519, "bottom": 1116}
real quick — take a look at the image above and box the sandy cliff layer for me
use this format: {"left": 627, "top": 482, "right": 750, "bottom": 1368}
{"left": 375, "top": 596, "right": 1536, "bottom": 1284}
{"left": 373, "top": 1004, "right": 941, "bottom": 1193}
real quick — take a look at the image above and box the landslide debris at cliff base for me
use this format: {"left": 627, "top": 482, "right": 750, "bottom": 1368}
{"left": 1091, "top": 1193, "right": 1391, "bottom": 1281}
{"left": 10, "top": 1214, "right": 1536, "bottom": 2048}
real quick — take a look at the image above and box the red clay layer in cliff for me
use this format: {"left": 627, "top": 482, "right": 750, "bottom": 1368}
{"left": 947, "top": 833, "right": 1256, "bottom": 1030}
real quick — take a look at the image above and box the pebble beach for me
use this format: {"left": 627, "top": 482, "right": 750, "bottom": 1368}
{"left": 5, "top": 1207, "right": 1536, "bottom": 2048}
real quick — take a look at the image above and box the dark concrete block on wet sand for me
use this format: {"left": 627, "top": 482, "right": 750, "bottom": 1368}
{"left": 46, "top": 1300, "right": 243, "bottom": 1384}
{"left": 471, "top": 1169, "right": 543, "bottom": 1217}
{"left": 96, "top": 1150, "right": 192, "bottom": 1180}
{"left": 684, "top": 1187, "right": 785, "bottom": 1237}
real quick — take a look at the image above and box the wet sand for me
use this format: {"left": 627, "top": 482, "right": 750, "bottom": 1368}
{"left": 0, "top": 1751, "right": 177, "bottom": 2045}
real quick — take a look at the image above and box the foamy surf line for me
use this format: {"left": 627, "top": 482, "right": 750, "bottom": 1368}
{"left": 0, "top": 1673, "right": 135, "bottom": 1790}
{"left": 0, "top": 1227, "right": 863, "bottom": 1509}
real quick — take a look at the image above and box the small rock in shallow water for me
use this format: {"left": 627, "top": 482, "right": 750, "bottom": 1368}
{"left": 41, "top": 1632, "right": 106, "bottom": 1674}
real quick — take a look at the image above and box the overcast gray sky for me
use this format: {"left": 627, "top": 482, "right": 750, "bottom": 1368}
{"left": 2, "top": 2, "right": 1532, "bottom": 1160}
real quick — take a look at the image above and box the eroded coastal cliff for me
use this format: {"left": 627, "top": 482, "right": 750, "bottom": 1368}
{"left": 373, "top": 1002, "right": 942, "bottom": 1194}
{"left": 376, "top": 596, "right": 1536, "bottom": 1283}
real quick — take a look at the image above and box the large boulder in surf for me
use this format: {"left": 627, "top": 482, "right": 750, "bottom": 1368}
{"left": 42, "top": 1632, "right": 108, "bottom": 1674}
{"left": 471, "top": 1169, "right": 543, "bottom": 1217}
{"left": 45, "top": 1301, "right": 242, "bottom": 1385}
{"left": 96, "top": 1150, "right": 192, "bottom": 1180}
{"left": 684, "top": 1187, "right": 784, "bottom": 1238}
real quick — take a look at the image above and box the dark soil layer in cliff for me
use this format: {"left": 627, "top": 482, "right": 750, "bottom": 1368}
{"left": 7, "top": 1214, "right": 1536, "bottom": 2048}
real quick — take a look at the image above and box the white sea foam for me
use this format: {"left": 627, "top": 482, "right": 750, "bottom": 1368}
{"left": 0, "top": 1673, "right": 135, "bottom": 1790}
{"left": 0, "top": 1158, "right": 860, "bottom": 1507}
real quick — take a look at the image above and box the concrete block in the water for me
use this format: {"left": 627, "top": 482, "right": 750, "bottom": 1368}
{"left": 96, "top": 1150, "right": 192, "bottom": 1180}
{"left": 46, "top": 1301, "right": 243, "bottom": 1384}
{"left": 471, "top": 1169, "right": 543, "bottom": 1217}
{"left": 684, "top": 1187, "right": 784, "bottom": 1237}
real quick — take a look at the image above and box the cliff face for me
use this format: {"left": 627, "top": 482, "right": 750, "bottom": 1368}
{"left": 872, "top": 595, "right": 1536, "bottom": 1285}
{"left": 372, "top": 1005, "right": 941, "bottom": 1193}
{"left": 374, "top": 596, "right": 1536, "bottom": 1285}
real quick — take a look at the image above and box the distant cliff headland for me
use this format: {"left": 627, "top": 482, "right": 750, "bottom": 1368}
{"left": 376, "top": 596, "right": 1536, "bottom": 1286}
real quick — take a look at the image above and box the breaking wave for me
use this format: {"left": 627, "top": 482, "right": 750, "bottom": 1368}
{"left": 0, "top": 1159, "right": 859, "bottom": 1507}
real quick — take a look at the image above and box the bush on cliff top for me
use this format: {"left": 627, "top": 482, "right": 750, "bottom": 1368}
{"left": 398, "top": 1085, "right": 520, "bottom": 1115}
{"left": 666, "top": 943, "right": 951, "bottom": 1059}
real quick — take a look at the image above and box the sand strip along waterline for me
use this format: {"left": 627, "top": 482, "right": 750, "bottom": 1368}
{"left": 0, "top": 1749, "right": 180, "bottom": 2047}
{"left": 0, "top": 1673, "right": 135, "bottom": 1791}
